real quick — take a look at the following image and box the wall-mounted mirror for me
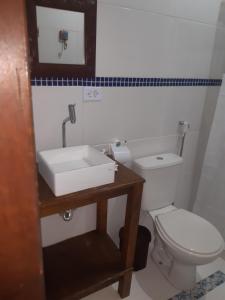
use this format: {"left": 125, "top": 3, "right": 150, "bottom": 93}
{"left": 26, "top": 0, "right": 97, "bottom": 78}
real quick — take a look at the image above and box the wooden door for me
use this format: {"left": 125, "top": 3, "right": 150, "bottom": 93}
{"left": 0, "top": 1, "right": 45, "bottom": 299}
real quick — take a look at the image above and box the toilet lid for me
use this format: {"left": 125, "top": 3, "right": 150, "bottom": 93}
{"left": 155, "top": 209, "right": 224, "bottom": 255}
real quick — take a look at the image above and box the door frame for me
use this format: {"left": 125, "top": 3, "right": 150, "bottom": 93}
{"left": 0, "top": 1, "right": 45, "bottom": 299}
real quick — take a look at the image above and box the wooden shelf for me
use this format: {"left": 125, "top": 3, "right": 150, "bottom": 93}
{"left": 38, "top": 161, "right": 144, "bottom": 299}
{"left": 38, "top": 163, "right": 144, "bottom": 217}
{"left": 43, "top": 231, "right": 131, "bottom": 300}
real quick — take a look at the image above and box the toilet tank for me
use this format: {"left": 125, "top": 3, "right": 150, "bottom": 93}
{"left": 133, "top": 153, "right": 183, "bottom": 211}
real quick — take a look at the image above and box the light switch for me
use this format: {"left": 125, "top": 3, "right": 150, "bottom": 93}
{"left": 83, "top": 87, "right": 102, "bottom": 102}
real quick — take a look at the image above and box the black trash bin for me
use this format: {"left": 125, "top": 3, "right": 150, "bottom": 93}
{"left": 119, "top": 225, "right": 151, "bottom": 271}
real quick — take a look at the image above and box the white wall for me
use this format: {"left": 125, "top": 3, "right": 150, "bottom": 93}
{"left": 194, "top": 76, "right": 225, "bottom": 239}
{"left": 191, "top": 1, "right": 225, "bottom": 209}
{"left": 96, "top": 1, "right": 218, "bottom": 77}
{"left": 32, "top": 0, "right": 225, "bottom": 246}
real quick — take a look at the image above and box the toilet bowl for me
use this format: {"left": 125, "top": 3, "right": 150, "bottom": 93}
{"left": 150, "top": 206, "right": 224, "bottom": 289}
{"left": 133, "top": 153, "right": 225, "bottom": 290}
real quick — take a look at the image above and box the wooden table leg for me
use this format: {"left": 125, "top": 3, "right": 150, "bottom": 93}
{"left": 97, "top": 198, "right": 108, "bottom": 233}
{"left": 118, "top": 183, "right": 143, "bottom": 298}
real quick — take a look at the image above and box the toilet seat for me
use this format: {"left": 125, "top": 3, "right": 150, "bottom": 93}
{"left": 155, "top": 209, "right": 224, "bottom": 256}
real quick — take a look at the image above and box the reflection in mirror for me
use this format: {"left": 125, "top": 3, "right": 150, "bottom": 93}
{"left": 36, "top": 6, "right": 85, "bottom": 65}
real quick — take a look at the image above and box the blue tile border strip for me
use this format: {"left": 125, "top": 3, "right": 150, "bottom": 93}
{"left": 169, "top": 270, "right": 225, "bottom": 300}
{"left": 31, "top": 77, "right": 222, "bottom": 87}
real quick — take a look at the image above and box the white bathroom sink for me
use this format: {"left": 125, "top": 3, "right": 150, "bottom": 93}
{"left": 38, "top": 145, "right": 116, "bottom": 196}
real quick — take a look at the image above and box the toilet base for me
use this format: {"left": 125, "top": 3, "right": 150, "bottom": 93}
{"left": 152, "top": 236, "right": 196, "bottom": 290}
{"left": 168, "top": 261, "right": 196, "bottom": 290}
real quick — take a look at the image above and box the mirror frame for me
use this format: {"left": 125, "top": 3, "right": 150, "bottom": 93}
{"left": 26, "top": 0, "right": 97, "bottom": 78}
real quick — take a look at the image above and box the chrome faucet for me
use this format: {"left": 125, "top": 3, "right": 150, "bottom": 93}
{"left": 62, "top": 104, "right": 76, "bottom": 148}
{"left": 61, "top": 104, "right": 76, "bottom": 222}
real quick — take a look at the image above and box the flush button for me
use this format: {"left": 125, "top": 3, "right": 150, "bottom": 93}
{"left": 156, "top": 156, "right": 164, "bottom": 160}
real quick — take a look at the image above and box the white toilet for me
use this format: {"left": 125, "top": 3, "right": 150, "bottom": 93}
{"left": 133, "top": 153, "right": 224, "bottom": 290}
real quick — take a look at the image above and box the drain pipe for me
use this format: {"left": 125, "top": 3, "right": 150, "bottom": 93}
{"left": 61, "top": 209, "right": 74, "bottom": 222}
{"left": 178, "top": 121, "right": 190, "bottom": 157}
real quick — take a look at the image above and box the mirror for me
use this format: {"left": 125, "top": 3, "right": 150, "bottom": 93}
{"left": 36, "top": 6, "right": 85, "bottom": 65}
{"left": 26, "top": 0, "right": 97, "bottom": 78}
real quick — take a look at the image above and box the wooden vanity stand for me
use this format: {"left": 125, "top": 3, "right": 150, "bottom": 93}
{"left": 38, "top": 162, "right": 145, "bottom": 300}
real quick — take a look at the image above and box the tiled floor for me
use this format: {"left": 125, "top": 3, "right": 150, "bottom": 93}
{"left": 84, "top": 252, "right": 225, "bottom": 300}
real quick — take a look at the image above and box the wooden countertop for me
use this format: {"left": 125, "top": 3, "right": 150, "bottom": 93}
{"left": 38, "top": 162, "right": 145, "bottom": 217}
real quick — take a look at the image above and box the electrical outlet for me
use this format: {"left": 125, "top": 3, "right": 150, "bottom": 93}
{"left": 83, "top": 87, "right": 102, "bottom": 102}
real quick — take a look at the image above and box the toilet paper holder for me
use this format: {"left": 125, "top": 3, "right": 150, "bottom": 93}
{"left": 110, "top": 140, "right": 132, "bottom": 167}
